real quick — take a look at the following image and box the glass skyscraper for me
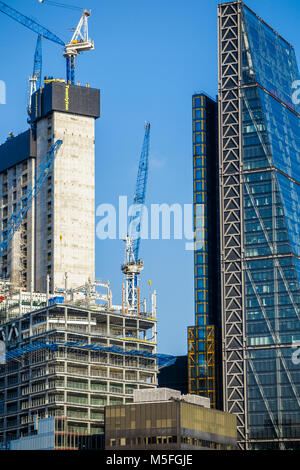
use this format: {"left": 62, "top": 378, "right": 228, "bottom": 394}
{"left": 218, "top": 0, "right": 300, "bottom": 449}
{"left": 188, "top": 94, "right": 221, "bottom": 409}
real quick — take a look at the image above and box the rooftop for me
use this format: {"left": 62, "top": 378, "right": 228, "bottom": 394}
{"left": 133, "top": 387, "right": 211, "bottom": 408}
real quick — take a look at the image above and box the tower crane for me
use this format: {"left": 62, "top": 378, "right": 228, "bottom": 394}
{"left": 0, "top": 1, "right": 94, "bottom": 88}
{"left": 63, "top": 9, "right": 94, "bottom": 84}
{"left": 0, "top": 140, "right": 63, "bottom": 260}
{"left": 121, "top": 123, "right": 151, "bottom": 314}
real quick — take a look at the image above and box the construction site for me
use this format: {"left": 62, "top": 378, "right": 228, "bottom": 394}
{"left": 0, "top": 0, "right": 175, "bottom": 450}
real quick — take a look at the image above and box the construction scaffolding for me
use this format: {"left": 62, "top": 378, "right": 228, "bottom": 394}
{"left": 4, "top": 340, "right": 175, "bottom": 369}
{"left": 0, "top": 277, "right": 114, "bottom": 325}
{"left": 54, "top": 277, "right": 112, "bottom": 310}
{"left": 0, "top": 289, "right": 47, "bottom": 325}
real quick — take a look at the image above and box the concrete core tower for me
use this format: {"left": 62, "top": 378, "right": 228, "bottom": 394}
{"left": 0, "top": 79, "right": 100, "bottom": 294}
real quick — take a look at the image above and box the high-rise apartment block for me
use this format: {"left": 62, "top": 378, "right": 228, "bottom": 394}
{"left": 190, "top": 0, "right": 300, "bottom": 450}
{"left": 0, "top": 80, "right": 100, "bottom": 294}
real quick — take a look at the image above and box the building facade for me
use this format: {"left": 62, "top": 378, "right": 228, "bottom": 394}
{"left": 158, "top": 355, "right": 188, "bottom": 394}
{"left": 218, "top": 1, "right": 300, "bottom": 449}
{"left": 0, "top": 302, "right": 157, "bottom": 447}
{"left": 7, "top": 417, "right": 56, "bottom": 451}
{"left": 188, "top": 93, "right": 221, "bottom": 409}
{"left": 0, "top": 130, "right": 37, "bottom": 289}
{"left": 105, "top": 388, "right": 237, "bottom": 450}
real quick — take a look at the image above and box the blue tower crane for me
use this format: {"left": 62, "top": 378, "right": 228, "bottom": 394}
{"left": 28, "top": 35, "right": 43, "bottom": 114}
{"left": 33, "top": 35, "right": 43, "bottom": 91}
{"left": 121, "top": 123, "right": 151, "bottom": 313}
{"left": 0, "top": 1, "right": 94, "bottom": 87}
{"left": 0, "top": 140, "right": 63, "bottom": 261}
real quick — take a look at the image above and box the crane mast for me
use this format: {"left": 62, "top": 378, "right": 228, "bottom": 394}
{"left": 28, "top": 35, "right": 43, "bottom": 114}
{"left": 121, "top": 123, "right": 150, "bottom": 314}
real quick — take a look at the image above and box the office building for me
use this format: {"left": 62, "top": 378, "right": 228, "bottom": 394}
{"left": 105, "top": 388, "right": 237, "bottom": 450}
{"left": 188, "top": 93, "right": 221, "bottom": 409}
{"left": 218, "top": 1, "right": 300, "bottom": 449}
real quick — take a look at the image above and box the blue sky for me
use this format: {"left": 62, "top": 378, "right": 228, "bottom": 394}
{"left": 0, "top": 0, "right": 299, "bottom": 355}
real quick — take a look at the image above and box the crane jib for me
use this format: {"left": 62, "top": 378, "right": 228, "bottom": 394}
{"left": 128, "top": 124, "right": 151, "bottom": 262}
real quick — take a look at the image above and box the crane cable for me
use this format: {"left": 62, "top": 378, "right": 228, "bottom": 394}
{"left": 38, "top": 0, "right": 82, "bottom": 12}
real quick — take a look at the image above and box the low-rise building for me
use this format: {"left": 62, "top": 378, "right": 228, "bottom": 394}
{"left": 105, "top": 388, "right": 237, "bottom": 450}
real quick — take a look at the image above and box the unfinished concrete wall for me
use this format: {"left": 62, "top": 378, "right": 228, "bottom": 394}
{"left": 0, "top": 158, "right": 35, "bottom": 290}
{"left": 35, "top": 111, "right": 95, "bottom": 292}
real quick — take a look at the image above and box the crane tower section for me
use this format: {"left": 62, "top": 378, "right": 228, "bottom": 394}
{"left": 121, "top": 123, "right": 150, "bottom": 314}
